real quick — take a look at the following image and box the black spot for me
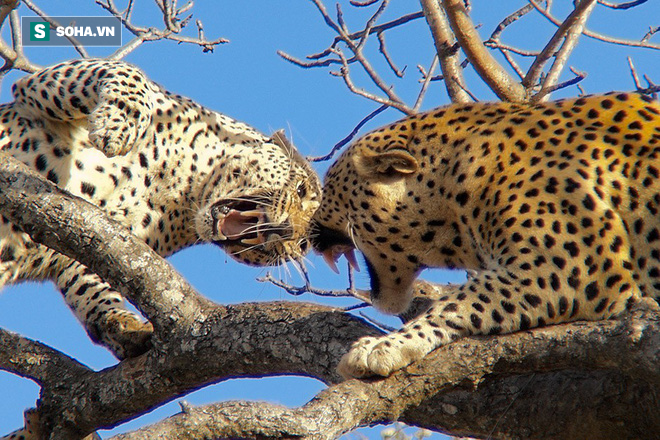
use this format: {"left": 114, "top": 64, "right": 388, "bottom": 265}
{"left": 35, "top": 154, "right": 48, "bottom": 171}
{"left": 563, "top": 242, "right": 580, "bottom": 257}
{"left": 80, "top": 182, "right": 96, "bottom": 197}
{"left": 552, "top": 257, "right": 566, "bottom": 269}
{"left": 456, "top": 192, "right": 469, "bottom": 206}
{"left": 524, "top": 294, "right": 542, "bottom": 307}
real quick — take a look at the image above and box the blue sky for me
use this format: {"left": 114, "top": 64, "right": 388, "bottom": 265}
{"left": 0, "top": 1, "right": 658, "bottom": 438}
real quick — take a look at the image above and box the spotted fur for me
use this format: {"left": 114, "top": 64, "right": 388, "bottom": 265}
{"left": 0, "top": 59, "right": 321, "bottom": 360}
{"left": 313, "top": 92, "right": 660, "bottom": 378}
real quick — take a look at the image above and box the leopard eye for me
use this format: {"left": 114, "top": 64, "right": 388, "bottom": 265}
{"left": 297, "top": 182, "right": 307, "bottom": 199}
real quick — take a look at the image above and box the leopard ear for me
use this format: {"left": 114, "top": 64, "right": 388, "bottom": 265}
{"left": 355, "top": 149, "right": 418, "bottom": 178}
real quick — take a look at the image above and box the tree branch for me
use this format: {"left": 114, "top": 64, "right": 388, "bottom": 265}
{"left": 112, "top": 306, "right": 660, "bottom": 440}
{"left": 441, "top": 0, "right": 527, "bottom": 102}
{"left": 0, "top": 155, "right": 210, "bottom": 336}
{"left": 0, "top": 328, "right": 92, "bottom": 385}
{"left": 524, "top": 0, "right": 597, "bottom": 97}
{"left": 420, "top": 0, "right": 471, "bottom": 104}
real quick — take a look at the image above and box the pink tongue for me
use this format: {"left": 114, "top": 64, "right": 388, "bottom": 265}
{"left": 220, "top": 211, "right": 254, "bottom": 239}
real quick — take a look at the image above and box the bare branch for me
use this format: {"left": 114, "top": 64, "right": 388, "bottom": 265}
{"left": 414, "top": 55, "right": 439, "bottom": 111}
{"left": 420, "top": 0, "right": 471, "bottom": 103}
{"left": 113, "top": 307, "right": 660, "bottom": 440}
{"left": 488, "top": 2, "right": 537, "bottom": 43}
{"left": 22, "top": 0, "right": 90, "bottom": 58}
{"left": 331, "top": 47, "right": 412, "bottom": 114}
{"left": 628, "top": 56, "right": 644, "bottom": 90}
{"left": 528, "top": 0, "right": 660, "bottom": 50}
{"left": 0, "top": 0, "right": 40, "bottom": 75}
{"left": 307, "top": 104, "right": 389, "bottom": 162}
{"left": 96, "top": 0, "right": 229, "bottom": 56}
{"left": 531, "top": 0, "right": 597, "bottom": 101}
{"left": 442, "top": 0, "right": 528, "bottom": 102}
{"left": 642, "top": 25, "right": 659, "bottom": 43}
{"left": 351, "top": 0, "right": 380, "bottom": 6}
{"left": 377, "top": 32, "right": 405, "bottom": 77}
{"left": 532, "top": 67, "right": 587, "bottom": 101}
{"left": 597, "top": 0, "right": 648, "bottom": 9}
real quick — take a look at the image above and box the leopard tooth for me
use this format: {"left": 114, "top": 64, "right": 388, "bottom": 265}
{"left": 241, "top": 237, "right": 263, "bottom": 245}
{"left": 240, "top": 210, "right": 264, "bottom": 218}
{"left": 322, "top": 250, "right": 340, "bottom": 274}
{"left": 344, "top": 249, "right": 360, "bottom": 272}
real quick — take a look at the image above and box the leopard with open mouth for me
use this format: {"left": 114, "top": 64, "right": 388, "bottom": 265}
{"left": 0, "top": 59, "right": 321, "bottom": 361}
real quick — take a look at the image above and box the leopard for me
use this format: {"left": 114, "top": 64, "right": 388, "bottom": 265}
{"left": 312, "top": 91, "right": 660, "bottom": 378}
{"left": 0, "top": 58, "right": 321, "bottom": 361}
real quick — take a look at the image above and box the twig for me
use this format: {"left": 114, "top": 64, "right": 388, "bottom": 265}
{"left": 532, "top": 67, "right": 587, "bottom": 101}
{"left": 498, "top": 48, "right": 526, "bottom": 80}
{"left": 413, "top": 55, "right": 438, "bottom": 111}
{"left": 96, "top": 0, "right": 229, "bottom": 56}
{"left": 308, "top": 104, "right": 389, "bottom": 162}
{"left": 351, "top": 0, "right": 380, "bottom": 6}
{"left": 642, "top": 26, "right": 659, "bottom": 43}
{"left": 22, "top": 0, "right": 89, "bottom": 58}
{"left": 0, "top": 0, "right": 40, "bottom": 75}
{"left": 489, "top": 2, "right": 537, "bottom": 43}
{"left": 484, "top": 40, "right": 540, "bottom": 57}
{"left": 358, "top": 312, "right": 397, "bottom": 332}
{"left": 597, "top": 0, "right": 648, "bottom": 9}
{"left": 280, "top": 1, "right": 416, "bottom": 113}
{"left": 628, "top": 56, "right": 643, "bottom": 90}
{"left": 332, "top": 47, "right": 412, "bottom": 114}
{"left": 528, "top": 0, "right": 660, "bottom": 50}
{"left": 377, "top": 32, "right": 405, "bottom": 77}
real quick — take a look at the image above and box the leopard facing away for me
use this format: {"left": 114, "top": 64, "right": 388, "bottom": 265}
{"left": 0, "top": 59, "right": 321, "bottom": 360}
{"left": 312, "top": 92, "right": 660, "bottom": 378}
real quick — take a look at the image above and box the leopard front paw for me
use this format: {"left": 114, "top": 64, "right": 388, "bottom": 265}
{"left": 88, "top": 101, "right": 151, "bottom": 157}
{"left": 338, "top": 335, "right": 426, "bottom": 379}
{"left": 95, "top": 312, "right": 153, "bottom": 359}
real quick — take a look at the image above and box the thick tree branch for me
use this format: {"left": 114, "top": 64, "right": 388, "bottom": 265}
{"left": 525, "top": 0, "right": 597, "bottom": 99}
{"left": 112, "top": 306, "right": 660, "bottom": 440}
{"left": 441, "top": 0, "right": 527, "bottom": 102}
{"left": 419, "top": 0, "right": 471, "bottom": 104}
{"left": 0, "top": 155, "right": 211, "bottom": 336}
{"left": 0, "top": 328, "right": 92, "bottom": 385}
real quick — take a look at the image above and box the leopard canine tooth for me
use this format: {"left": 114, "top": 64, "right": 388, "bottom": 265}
{"left": 322, "top": 250, "right": 340, "bottom": 274}
{"left": 241, "top": 237, "right": 264, "bottom": 245}
{"left": 344, "top": 249, "right": 360, "bottom": 272}
{"left": 239, "top": 210, "right": 264, "bottom": 218}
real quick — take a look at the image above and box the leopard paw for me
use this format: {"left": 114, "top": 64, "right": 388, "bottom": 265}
{"left": 337, "top": 335, "right": 426, "bottom": 379}
{"left": 88, "top": 99, "right": 151, "bottom": 157}
{"left": 96, "top": 312, "right": 153, "bottom": 359}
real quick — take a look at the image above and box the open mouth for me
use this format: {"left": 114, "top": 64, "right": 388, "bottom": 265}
{"left": 211, "top": 198, "right": 267, "bottom": 246}
{"left": 311, "top": 224, "right": 360, "bottom": 273}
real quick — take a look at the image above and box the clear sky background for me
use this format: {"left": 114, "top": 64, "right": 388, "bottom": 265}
{"left": 0, "top": 1, "right": 658, "bottom": 438}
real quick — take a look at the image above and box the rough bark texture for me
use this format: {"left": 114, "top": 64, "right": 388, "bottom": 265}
{"left": 1, "top": 156, "right": 659, "bottom": 439}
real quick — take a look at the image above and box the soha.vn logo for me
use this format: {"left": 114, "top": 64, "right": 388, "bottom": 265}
{"left": 29, "top": 22, "right": 116, "bottom": 40}
{"left": 22, "top": 17, "right": 121, "bottom": 47}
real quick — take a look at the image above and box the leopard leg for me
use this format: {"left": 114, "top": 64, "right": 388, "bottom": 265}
{"left": 339, "top": 265, "right": 640, "bottom": 378}
{"left": 1, "top": 221, "right": 152, "bottom": 359}
{"left": 12, "top": 58, "right": 155, "bottom": 157}
{"left": 55, "top": 260, "right": 152, "bottom": 359}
